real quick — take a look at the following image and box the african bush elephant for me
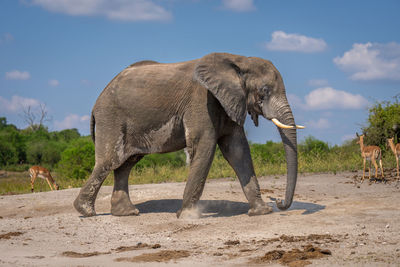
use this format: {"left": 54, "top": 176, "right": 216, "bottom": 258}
{"left": 74, "top": 52, "right": 304, "bottom": 218}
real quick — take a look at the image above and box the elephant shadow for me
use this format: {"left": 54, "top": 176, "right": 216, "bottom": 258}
{"left": 135, "top": 198, "right": 325, "bottom": 218}
{"left": 269, "top": 197, "right": 325, "bottom": 215}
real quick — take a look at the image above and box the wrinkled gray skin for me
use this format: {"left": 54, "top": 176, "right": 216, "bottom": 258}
{"left": 74, "top": 53, "right": 298, "bottom": 217}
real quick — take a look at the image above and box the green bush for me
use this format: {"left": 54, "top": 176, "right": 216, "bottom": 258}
{"left": 0, "top": 119, "right": 26, "bottom": 165}
{"left": 362, "top": 96, "right": 400, "bottom": 147}
{"left": 300, "top": 136, "right": 330, "bottom": 154}
{"left": 251, "top": 141, "right": 285, "bottom": 164}
{"left": 26, "top": 141, "right": 46, "bottom": 165}
{"left": 56, "top": 137, "right": 95, "bottom": 180}
{"left": 0, "top": 140, "right": 18, "bottom": 166}
{"left": 41, "top": 141, "right": 68, "bottom": 166}
{"left": 51, "top": 128, "right": 80, "bottom": 142}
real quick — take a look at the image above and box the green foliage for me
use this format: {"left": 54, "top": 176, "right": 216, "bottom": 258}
{"left": 56, "top": 137, "right": 95, "bottom": 180}
{"left": 251, "top": 141, "right": 286, "bottom": 164}
{"left": 51, "top": 129, "right": 81, "bottom": 142}
{"left": 362, "top": 96, "right": 400, "bottom": 147}
{"left": 299, "top": 136, "right": 329, "bottom": 154}
{"left": 0, "top": 140, "right": 18, "bottom": 166}
{"left": 135, "top": 151, "right": 186, "bottom": 170}
{"left": 0, "top": 118, "right": 26, "bottom": 165}
{"left": 0, "top": 117, "right": 81, "bottom": 168}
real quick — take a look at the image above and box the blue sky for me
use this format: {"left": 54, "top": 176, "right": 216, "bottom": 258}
{"left": 1, "top": 0, "right": 399, "bottom": 145}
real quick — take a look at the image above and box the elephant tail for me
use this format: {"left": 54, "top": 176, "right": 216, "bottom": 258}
{"left": 90, "top": 112, "right": 95, "bottom": 144}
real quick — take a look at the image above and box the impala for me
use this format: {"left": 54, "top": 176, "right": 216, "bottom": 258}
{"left": 29, "top": 166, "right": 59, "bottom": 192}
{"left": 356, "top": 134, "right": 384, "bottom": 182}
{"left": 387, "top": 137, "right": 400, "bottom": 179}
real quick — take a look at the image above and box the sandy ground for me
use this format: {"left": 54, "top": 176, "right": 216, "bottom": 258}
{"left": 1, "top": 172, "right": 400, "bottom": 266}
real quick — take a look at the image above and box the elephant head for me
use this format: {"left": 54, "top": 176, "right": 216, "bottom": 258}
{"left": 195, "top": 53, "right": 303, "bottom": 210}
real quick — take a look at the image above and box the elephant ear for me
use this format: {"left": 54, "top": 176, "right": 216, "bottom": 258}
{"left": 194, "top": 53, "right": 247, "bottom": 126}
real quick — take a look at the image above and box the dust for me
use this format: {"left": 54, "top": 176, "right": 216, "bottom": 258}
{"left": 172, "top": 224, "right": 201, "bottom": 233}
{"left": 113, "top": 242, "right": 161, "bottom": 252}
{"left": 251, "top": 244, "right": 332, "bottom": 267}
{"left": 115, "top": 250, "right": 190, "bottom": 263}
{"left": 179, "top": 206, "right": 202, "bottom": 219}
{"left": 61, "top": 251, "right": 111, "bottom": 258}
{"left": 0, "top": 231, "right": 24, "bottom": 240}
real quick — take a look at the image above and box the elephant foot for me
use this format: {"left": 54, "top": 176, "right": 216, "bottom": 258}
{"left": 111, "top": 190, "right": 139, "bottom": 216}
{"left": 73, "top": 196, "right": 96, "bottom": 217}
{"left": 248, "top": 202, "right": 273, "bottom": 216}
{"left": 177, "top": 206, "right": 202, "bottom": 219}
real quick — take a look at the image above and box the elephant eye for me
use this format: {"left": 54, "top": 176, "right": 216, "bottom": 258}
{"left": 259, "top": 85, "right": 271, "bottom": 99}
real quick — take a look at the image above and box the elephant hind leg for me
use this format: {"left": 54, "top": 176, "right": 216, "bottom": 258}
{"left": 111, "top": 155, "right": 143, "bottom": 216}
{"left": 74, "top": 161, "right": 112, "bottom": 217}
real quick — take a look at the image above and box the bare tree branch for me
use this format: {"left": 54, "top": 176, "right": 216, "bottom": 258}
{"left": 20, "top": 104, "right": 51, "bottom": 131}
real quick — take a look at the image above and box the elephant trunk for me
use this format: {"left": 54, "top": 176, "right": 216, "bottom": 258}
{"left": 265, "top": 105, "right": 298, "bottom": 210}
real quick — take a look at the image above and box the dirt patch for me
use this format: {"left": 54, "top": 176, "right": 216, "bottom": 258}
{"left": 61, "top": 251, "right": 111, "bottom": 258}
{"left": 224, "top": 240, "right": 240, "bottom": 246}
{"left": 260, "top": 188, "right": 274, "bottom": 194}
{"left": 1, "top": 172, "right": 400, "bottom": 266}
{"left": 25, "top": 256, "right": 45, "bottom": 259}
{"left": 115, "top": 250, "right": 190, "bottom": 263}
{"left": 280, "top": 234, "right": 339, "bottom": 243}
{"left": 0, "top": 231, "right": 24, "bottom": 240}
{"left": 256, "top": 234, "right": 339, "bottom": 246}
{"left": 252, "top": 244, "right": 332, "bottom": 267}
{"left": 113, "top": 242, "right": 161, "bottom": 252}
{"left": 1, "top": 192, "right": 18, "bottom": 196}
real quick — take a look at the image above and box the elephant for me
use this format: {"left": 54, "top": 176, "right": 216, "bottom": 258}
{"left": 73, "top": 52, "right": 304, "bottom": 218}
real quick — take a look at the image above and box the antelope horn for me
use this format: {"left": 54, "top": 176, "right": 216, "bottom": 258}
{"left": 271, "top": 118, "right": 305, "bottom": 129}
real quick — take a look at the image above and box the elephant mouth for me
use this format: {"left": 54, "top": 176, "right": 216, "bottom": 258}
{"left": 271, "top": 118, "right": 305, "bottom": 129}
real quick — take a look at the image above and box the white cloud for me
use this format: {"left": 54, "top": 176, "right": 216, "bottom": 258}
{"left": 308, "top": 79, "right": 329, "bottom": 87}
{"left": 307, "top": 118, "right": 331, "bottom": 129}
{"left": 334, "top": 42, "right": 400, "bottom": 81}
{"left": 265, "top": 31, "right": 327, "bottom": 53}
{"left": 54, "top": 114, "right": 90, "bottom": 132}
{"left": 304, "top": 87, "right": 368, "bottom": 110}
{"left": 5, "top": 70, "right": 31, "bottom": 80}
{"left": 222, "top": 0, "right": 255, "bottom": 12}
{"left": 48, "top": 79, "right": 60, "bottom": 87}
{"left": 0, "top": 95, "right": 40, "bottom": 113}
{"left": 30, "top": 0, "right": 172, "bottom": 22}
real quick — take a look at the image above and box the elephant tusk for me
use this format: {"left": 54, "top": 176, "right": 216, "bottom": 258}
{"left": 271, "top": 118, "right": 294, "bottom": 129}
{"left": 271, "top": 118, "right": 305, "bottom": 129}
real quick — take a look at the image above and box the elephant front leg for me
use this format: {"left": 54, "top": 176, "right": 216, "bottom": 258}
{"left": 177, "top": 135, "right": 217, "bottom": 218}
{"left": 111, "top": 156, "right": 142, "bottom": 216}
{"left": 218, "top": 129, "right": 272, "bottom": 216}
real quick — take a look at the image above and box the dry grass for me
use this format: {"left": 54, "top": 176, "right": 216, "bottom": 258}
{"left": 2, "top": 148, "right": 398, "bottom": 195}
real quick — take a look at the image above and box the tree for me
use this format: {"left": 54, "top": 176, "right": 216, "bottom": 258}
{"left": 21, "top": 104, "right": 51, "bottom": 131}
{"left": 0, "top": 119, "right": 26, "bottom": 166}
{"left": 362, "top": 96, "right": 400, "bottom": 148}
